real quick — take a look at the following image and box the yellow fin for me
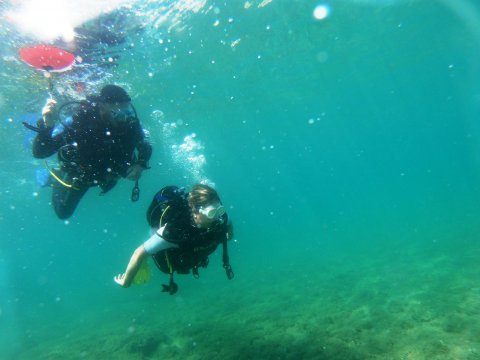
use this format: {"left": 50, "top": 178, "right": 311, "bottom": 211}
{"left": 133, "top": 259, "right": 150, "bottom": 285}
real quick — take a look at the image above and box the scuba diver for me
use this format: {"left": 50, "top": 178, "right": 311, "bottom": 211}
{"left": 30, "top": 84, "right": 152, "bottom": 219}
{"left": 114, "top": 184, "right": 234, "bottom": 294}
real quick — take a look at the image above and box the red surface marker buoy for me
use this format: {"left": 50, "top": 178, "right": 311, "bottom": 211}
{"left": 19, "top": 45, "right": 75, "bottom": 72}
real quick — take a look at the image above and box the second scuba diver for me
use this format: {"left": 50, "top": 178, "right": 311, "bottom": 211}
{"left": 31, "top": 84, "right": 152, "bottom": 219}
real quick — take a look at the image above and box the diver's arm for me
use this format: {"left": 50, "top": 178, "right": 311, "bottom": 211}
{"left": 114, "top": 245, "right": 147, "bottom": 288}
{"left": 125, "top": 135, "right": 152, "bottom": 180}
{"left": 125, "top": 125, "right": 152, "bottom": 180}
{"left": 32, "top": 127, "right": 64, "bottom": 158}
{"left": 135, "top": 139, "right": 152, "bottom": 168}
{"left": 32, "top": 98, "right": 64, "bottom": 158}
{"left": 142, "top": 226, "right": 178, "bottom": 254}
{"left": 114, "top": 228, "right": 177, "bottom": 288}
{"left": 133, "top": 123, "right": 152, "bottom": 168}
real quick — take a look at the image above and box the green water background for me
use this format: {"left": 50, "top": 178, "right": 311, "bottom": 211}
{"left": 1, "top": 0, "right": 480, "bottom": 358}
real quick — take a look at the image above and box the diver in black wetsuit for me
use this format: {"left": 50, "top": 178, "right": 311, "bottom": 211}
{"left": 114, "top": 184, "right": 234, "bottom": 294}
{"left": 32, "top": 85, "right": 152, "bottom": 219}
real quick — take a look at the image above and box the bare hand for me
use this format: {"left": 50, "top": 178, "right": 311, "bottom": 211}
{"left": 126, "top": 164, "right": 143, "bottom": 181}
{"left": 41, "top": 98, "right": 57, "bottom": 127}
{"left": 114, "top": 273, "right": 128, "bottom": 287}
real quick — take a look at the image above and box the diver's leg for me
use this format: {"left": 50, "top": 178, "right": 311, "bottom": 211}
{"left": 52, "top": 180, "right": 88, "bottom": 220}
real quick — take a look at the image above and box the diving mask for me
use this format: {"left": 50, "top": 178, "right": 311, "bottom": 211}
{"left": 199, "top": 204, "right": 226, "bottom": 219}
{"left": 111, "top": 107, "right": 135, "bottom": 121}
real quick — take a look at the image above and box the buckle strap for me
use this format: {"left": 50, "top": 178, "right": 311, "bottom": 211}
{"left": 223, "top": 263, "right": 234, "bottom": 280}
{"left": 160, "top": 250, "right": 178, "bottom": 295}
{"left": 222, "top": 240, "right": 234, "bottom": 280}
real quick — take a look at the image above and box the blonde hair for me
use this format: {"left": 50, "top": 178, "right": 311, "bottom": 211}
{"left": 188, "top": 184, "right": 221, "bottom": 210}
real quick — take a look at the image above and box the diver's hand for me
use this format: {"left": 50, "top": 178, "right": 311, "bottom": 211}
{"left": 114, "top": 273, "right": 129, "bottom": 287}
{"left": 41, "top": 98, "right": 57, "bottom": 128}
{"left": 126, "top": 164, "right": 143, "bottom": 181}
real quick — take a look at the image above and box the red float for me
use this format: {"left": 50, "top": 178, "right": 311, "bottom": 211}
{"left": 19, "top": 45, "right": 75, "bottom": 72}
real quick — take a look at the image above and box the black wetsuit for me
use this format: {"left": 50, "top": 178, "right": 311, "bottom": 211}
{"left": 148, "top": 187, "right": 230, "bottom": 275}
{"left": 32, "top": 101, "right": 152, "bottom": 219}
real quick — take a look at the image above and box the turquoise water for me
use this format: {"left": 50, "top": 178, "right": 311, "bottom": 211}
{"left": 2, "top": 0, "right": 480, "bottom": 359}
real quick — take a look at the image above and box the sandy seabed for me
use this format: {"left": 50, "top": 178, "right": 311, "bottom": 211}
{"left": 9, "top": 238, "right": 480, "bottom": 360}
